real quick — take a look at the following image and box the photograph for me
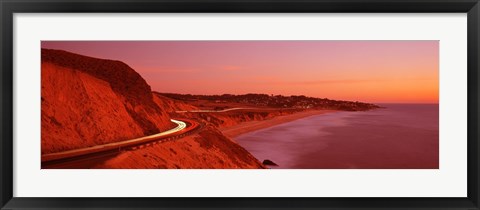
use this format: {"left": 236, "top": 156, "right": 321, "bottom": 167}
{"left": 2, "top": 0, "right": 477, "bottom": 208}
{"left": 40, "top": 41, "right": 439, "bottom": 169}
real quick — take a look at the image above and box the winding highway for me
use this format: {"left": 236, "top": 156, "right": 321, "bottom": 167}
{"left": 41, "top": 118, "right": 202, "bottom": 169}
{"left": 42, "top": 107, "right": 295, "bottom": 168}
{"left": 175, "top": 107, "right": 252, "bottom": 113}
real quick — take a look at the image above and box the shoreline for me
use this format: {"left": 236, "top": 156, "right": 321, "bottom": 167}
{"left": 220, "top": 109, "right": 338, "bottom": 138}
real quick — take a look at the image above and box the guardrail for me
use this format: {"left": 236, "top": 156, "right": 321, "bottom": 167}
{"left": 41, "top": 118, "right": 204, "bottom": 165}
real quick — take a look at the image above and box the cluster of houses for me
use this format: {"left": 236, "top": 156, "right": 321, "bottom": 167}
{"left": 161, "top": 93, "right": 379, "bottom": 111}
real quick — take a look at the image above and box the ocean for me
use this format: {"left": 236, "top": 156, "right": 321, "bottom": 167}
{"left": 234, "top": 104, "right": 439, "bottom": 169}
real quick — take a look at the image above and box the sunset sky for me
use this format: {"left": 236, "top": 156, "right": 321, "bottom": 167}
{"left": 41, "top": 41, "right": 438, "bottom": 103}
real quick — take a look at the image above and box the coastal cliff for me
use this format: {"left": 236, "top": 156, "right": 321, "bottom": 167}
{"left": 95, "top": 125, "right": 265, "bottom": 169}
{"left": 41, "top": 49, "right": 264, "bottom": 168}
{"left": 42, "top": 49, "right": 175, "bottom": 154}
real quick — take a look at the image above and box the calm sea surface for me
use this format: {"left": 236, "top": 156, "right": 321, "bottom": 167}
{"left": 234, "top": 104, "right": 439, "bottom": 169}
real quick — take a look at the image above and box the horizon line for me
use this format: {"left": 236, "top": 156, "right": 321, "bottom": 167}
{"left": 155, "top": 91, "right": 438, "bottom": 105}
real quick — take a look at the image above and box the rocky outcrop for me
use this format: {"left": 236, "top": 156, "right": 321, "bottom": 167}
{"left": 262, "top": 159, "right": 278, "bottom": 166}
{"left": 41, "top": 49, "right": 264, "bottom": 169}
{"left": 178, "top": 109, "right": 300, "bottom": 129}
{"left": 41, "top": 49, "right": 174, "bottom": 154}
{"left": 94, "top": 125, "right": 265, "bottom": 169}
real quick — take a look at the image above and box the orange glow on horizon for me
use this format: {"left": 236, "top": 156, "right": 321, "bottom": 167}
{"left": 41, "top": 41, "right": 439, "bottom": 104}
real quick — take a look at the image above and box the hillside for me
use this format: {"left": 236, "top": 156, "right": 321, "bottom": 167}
{"left": 41, "top": 49, "right": 175, "bottom": 154}
{"left": 173, "top": 108, "right": 301, "bottom": 129}
{"left": 95, "top": 125, "right": 265, "bottom": 169}
{"left": 160, "top": 93, "right": 380, "bottom": 111}
{"left": 41, "top": 49, "right": 264, "bottom": 169}
{"left": 152, "top": 92, "right": 198, "bottom": 113}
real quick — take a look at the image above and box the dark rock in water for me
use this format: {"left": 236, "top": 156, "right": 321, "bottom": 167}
{"left": 262, "top": 159, "right": 278, "bottom": 166}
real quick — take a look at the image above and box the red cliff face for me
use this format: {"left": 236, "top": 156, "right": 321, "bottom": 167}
{"left": 41, "top": 49, "right": 264, "bottom": 169}
{"left": 179, "top": 109, "right": 300, "bottom": 128}
{"left": 95, "top": 125, "right": 265, "bottom": 169}
{"left": 41, "top": 49, "right": 174, "bottom": 154}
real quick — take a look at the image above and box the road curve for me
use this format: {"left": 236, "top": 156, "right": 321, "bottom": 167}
{"left": 175, "top": 107, "right": 251, "bottom": 113}
{"left": 41, "top": 118, "right": 201, "bottom": 168}
{"left": 175, "top": 107, "right": 299, "bottom": 113}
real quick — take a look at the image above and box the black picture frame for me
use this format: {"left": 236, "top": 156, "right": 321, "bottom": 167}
{"left": 1, "top": 0, "right": 479, "bottom": 209}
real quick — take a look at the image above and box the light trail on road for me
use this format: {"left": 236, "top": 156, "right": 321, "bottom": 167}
{"left": 42, "top": 119, "right": 187, "bottom": 163}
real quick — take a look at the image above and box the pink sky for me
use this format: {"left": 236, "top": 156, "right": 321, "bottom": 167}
{"left": 41, "top": 41, "right": 438, "bottom": 103}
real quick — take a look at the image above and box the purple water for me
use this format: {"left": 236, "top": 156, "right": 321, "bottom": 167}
{"left": 234, "top": 104, "right": 439, "bottom": 169}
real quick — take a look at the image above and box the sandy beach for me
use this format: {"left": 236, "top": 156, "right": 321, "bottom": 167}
{"left": 220, "top": 109, "right": 338, "bottom": 138}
